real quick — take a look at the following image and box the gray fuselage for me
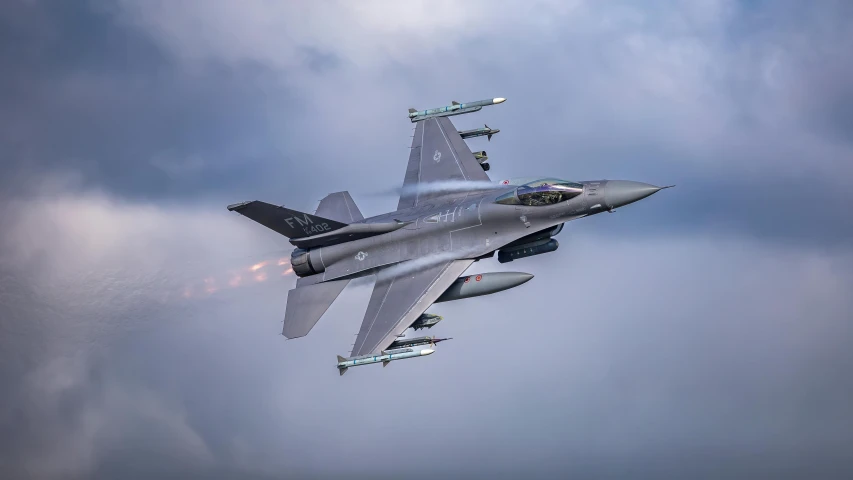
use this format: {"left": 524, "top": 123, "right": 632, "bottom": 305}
{"left": 296, "top": 179, "right": 658, "bottom": 285}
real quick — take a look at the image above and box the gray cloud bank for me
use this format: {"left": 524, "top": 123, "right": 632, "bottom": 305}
{"left": 2, "top": 185, "right": 852, "bottom": 479}
{"left": 2, "top": 1, "right": 853, "bottom": 478}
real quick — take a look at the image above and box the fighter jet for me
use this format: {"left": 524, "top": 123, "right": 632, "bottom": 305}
{"left": 227, "top": 97, "right": 671, "bottom": 373}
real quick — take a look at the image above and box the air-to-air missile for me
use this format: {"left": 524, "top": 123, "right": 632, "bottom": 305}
{"left": 410, "top": 313, "right": 443, "bottom": 331}
{"left": 387, "top": 336, "right": 452, "bottom": 350}
{"left": 435, "top": 272, "right": 534, "bottom": 303}
{"left": 408, "top": 98, "right": 505, "bottom": 122}
{"left": 336, "top": 348, "right": 435, "bottom": 375}
{"left": 459, "top": 125, "right": 500, "bottom": 141}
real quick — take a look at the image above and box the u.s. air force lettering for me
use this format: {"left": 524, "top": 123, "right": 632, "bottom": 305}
{"left": 284, "top": 213, "right": 332, "bottom": 236}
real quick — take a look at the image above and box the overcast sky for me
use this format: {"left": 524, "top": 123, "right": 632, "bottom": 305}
{"left": 2, "top": 1, "right": 852, "bottom": 478}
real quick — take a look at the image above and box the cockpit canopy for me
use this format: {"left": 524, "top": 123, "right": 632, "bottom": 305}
{"left": 495, "top": 178, "right": 584, "bottom": 206}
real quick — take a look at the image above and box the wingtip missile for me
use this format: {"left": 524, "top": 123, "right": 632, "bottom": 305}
{"left": 408, "top": 97, "right": 506, "bottom": 122}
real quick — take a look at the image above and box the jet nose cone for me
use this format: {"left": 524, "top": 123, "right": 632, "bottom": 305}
{"left": 604, "top": 181, "right": 666, "bottom": 209}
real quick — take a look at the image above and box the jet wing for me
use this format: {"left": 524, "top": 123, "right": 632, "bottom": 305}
{"left": 397, "top": 117, "right": 491, "bottom": 211}
{"left": 351, "top": 259, "right": 474, "bottom": 356}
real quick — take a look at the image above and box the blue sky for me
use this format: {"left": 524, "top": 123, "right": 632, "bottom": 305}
{"left": 1, "top": 1, "right": 852, "bottom": 478}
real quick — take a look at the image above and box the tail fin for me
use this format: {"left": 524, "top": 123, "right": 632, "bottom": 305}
{"left": 315, "top": 191, "right": 364, "bottom": 223}
{"left": 227, "top": 201, "right": 348, "bottom": 239}
{"left": 336, "top": 356, "right": 348, "bottom": 376}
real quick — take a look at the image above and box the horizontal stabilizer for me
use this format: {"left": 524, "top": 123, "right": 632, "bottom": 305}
{"left": 227, "top": 201, "right": 348, "bottom": 239}
{"left": 315, "top": 191, "right": 364, "bottom": 223}
{"left": 283, "top": 279, "right": 351, "bottom": 339}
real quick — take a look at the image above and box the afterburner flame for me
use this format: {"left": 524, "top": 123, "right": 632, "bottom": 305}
{"left": 179, "top": 255, "right": 294, "bottom": 300}
{"left": 203, "top": 277, "right": 217, "bottom": 294}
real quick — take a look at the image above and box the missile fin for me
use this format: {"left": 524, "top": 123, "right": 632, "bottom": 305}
{"left": 452, "top": 101, "right": 460, "bottom": 105}
{"left": 408, "top": 108, "right": 417, "bottom": 113}
{"left": 337, "top": 355, "right": 346, "bottom": 363}
{"left": 382, "top": 360, "right": 390, "bottom": 367}
{"left": 339, "top": 367, "right": 347, "bottom": 376}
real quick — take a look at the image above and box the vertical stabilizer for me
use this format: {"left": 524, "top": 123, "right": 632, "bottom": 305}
{"left": 315, "top": 191, "right": 364, "bottom": 223}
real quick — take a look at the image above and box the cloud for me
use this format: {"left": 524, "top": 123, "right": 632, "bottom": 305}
{"left": 0, "top": 180, "right": 290, "bottom": 478}
{"left": 101, "top": 0, "right": 853, "bottom": 240}
{"left": 1, "top": 178, "right": 852, "bottom": 477}
{"left": 107, "top": 0, "right": 853, "bottom": 173}
{"left": 10, "top": 353, "right": 214, "bottom": 478}
{"left": 108, "top": 0, "right": 581, "bottom": 71}
{"left": 0, "top": 178, "right": 291, "bottom": 353}
{"left": 3, "top": 1, "right": 853, "bottom": 477}
{"left": 3, "top": 0, "right": 852, "bottom": 246}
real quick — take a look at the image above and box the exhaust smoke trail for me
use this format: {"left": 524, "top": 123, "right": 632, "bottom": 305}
{"left": 368, "top": 179, "right": 510, "bottom": 198}
{"left": 401, "top": 180, "right": 504, "bottom": 196}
